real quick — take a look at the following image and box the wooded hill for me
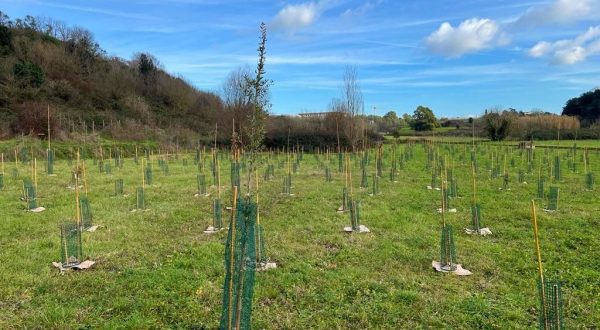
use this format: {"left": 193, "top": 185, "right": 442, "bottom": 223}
{"left": 0, "top": 13, "right": 230, "bottom": 145}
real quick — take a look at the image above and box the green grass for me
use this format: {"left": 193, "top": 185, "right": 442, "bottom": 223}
{"left": 0, "top": 143, "right": 598, "bottom": 328}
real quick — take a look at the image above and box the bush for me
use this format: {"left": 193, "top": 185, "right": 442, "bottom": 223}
{"left": 483, "top": 111, "right": 513, "bottom": 141}
{"left": 14, "top": 61, "right": 44, "bottom": 88}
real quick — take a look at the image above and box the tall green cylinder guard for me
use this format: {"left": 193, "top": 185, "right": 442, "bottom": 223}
{"left": 114, "top": 179, "right": 124, "bottom": 196}
{"left": 220, "top": 197, "right": 257, "bottom": 330}
{"left": 136, "top": 187, "right": 145, "bottom": 210}
{"left": 60, "top": 222, "right": 82, "bottom": 268}
{"left": 440, "top": 225, "right": 457, "bottom": 271}
{"left": 79, "top": 196, "right": 93, "bottom": 229}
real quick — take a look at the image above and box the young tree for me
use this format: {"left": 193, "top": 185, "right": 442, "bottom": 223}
{"left": 244, "top": 22, "right": 272, "bottom": 194}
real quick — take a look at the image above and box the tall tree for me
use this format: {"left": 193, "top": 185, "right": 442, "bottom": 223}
{"left": 562, "top": 88, "right": 600, "bottom": 127}
{"left": 409, "top": 106, "right": 438, "bottom": 131}
{"left": 341, "top": 66, "right": 364, "bottom": 151}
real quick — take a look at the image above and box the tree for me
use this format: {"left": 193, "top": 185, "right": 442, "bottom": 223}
{"left": 222, "top": 67, "right": 253, "bottom": 139}
{"left": 132, "top": 52, "right": 159, "bottom": 86}
{"left": 244, "top": 22, "right": 272, "bottom": 194}
{"left": 382, "top": 111, "right": 402, "bottom": 132}
{"left": 562, "top": 88, "right": 600, "bottom": 127}
{"left": 340, "top": 66, "right": 364, "bottom": 150}
{"left": 14, "top": 62, "right": 44, "bottom": 88}
{"left": 245, "top": 22, "right": 271, "bottom": 155}
{"left": 0, "top": 25, "right": 12, "bottom": 54}
{"left": 482, "top": 109, "right": 513, "bottom": 141}
{"left": 409, "top": 106, "right": 438, "bottom": 131}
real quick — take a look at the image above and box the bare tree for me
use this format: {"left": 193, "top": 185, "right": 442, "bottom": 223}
{"left": 341, "top": 66, "right": 364, "bottom": 151}
{"left": 222, "top": 67, "right": 252, "bottom": 110}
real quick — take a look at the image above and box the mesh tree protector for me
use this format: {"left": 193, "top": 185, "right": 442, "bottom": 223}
{"left": 145, "top": 166, "right": 153, "bottom": 185}
{"left": 60, "top": 222, "right": 82, "bottom": 268}
{"left": 440, "top": 224, "right": 457, "bottom": 271}
{"left": 360, "top": 167, "right": 368, "bottom": 188}
{"left": 114, "top": 179, "right": 124, "bottom": 196}
{"left": 23, "top": 178, "right": 37, "bottom": 209}
{"left": 220, "top": 197, "right": 257, "bottom": 330}
{"left": 136, "top": 187, "right": 145, "bottom": 210}
{"left": 79, "top": 196, "right": 93, "bottom": 229}
{"left": 349, "top": 200, "right": 361, "bottom": 231}
{"left": 213, "top": 199, "right": 222, "bottom": 229}
{"left": 538, "top": 279, "right": 564, "bottom": 330}
{"left": 586, "top": 172, "right": 594, "bottom": 190}
{"left": 471, "top": 204, "right": 482, "bottom": 231}
{"left": 197, "top": 174, "right": 207, "bottom": 195}
{"left": 537, "top": 178, "right": 545, "bottom": 199}
{"left": 546, "top": 187, "right": 559, "bottom": 211}
{"left": 47, "top": 149, "right": 55, "bottom": 175}
{"left": 554, "top": 156, "right": 561, "bottom": 181}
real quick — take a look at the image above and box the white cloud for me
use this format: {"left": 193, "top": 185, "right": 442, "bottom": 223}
{"left": 425, "top": 18, "right": 506, "bottom": 58}
{"left": 514, "top": 0, "right": 600, "bottom": 27}
{"left": 341, "top": 0, "right": 384, "bottom": 18}
{"left": 527, "top": 25, "right": 600, "bottom": 64}
{"left": 528, "top": 41, "right": 552, "bottom": 58}
{"left": 272, "top": 2, "right": 322, "bottom": 31}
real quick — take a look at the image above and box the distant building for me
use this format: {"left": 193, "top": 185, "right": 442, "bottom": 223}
{"left": 298, "top": 112, "right": 328, "bottom": 118}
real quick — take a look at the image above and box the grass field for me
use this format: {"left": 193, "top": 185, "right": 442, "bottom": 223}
{"left": 0, "top": 142, "right": 599, "bottom": 328}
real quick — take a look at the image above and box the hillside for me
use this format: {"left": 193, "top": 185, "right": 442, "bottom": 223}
{"left": 0, "top": 13, "right": 228, "bottom": 145}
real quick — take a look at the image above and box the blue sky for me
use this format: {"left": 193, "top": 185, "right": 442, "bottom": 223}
{"left": 2, "top": 0, "right": 600, "bottom": 117}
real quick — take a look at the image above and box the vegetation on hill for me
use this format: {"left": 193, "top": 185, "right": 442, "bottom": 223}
{"left": 0, "top": 12, "right": 225, "bottom": 144}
